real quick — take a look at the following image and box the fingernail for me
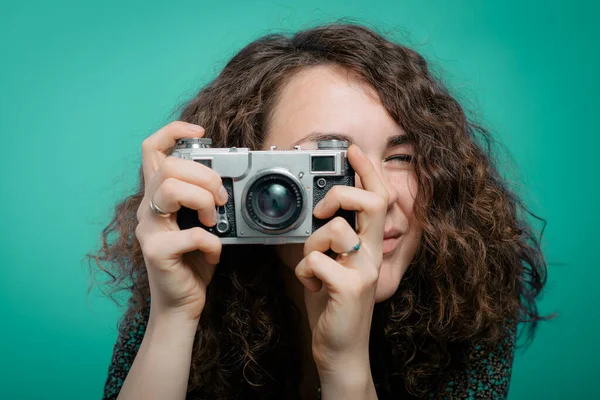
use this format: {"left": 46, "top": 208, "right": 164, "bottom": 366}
{"left": 218, "top": 186, "right": 229, "bottom": 203}
{"left": 212, "top": 208, "right": 218, "bottom": 225}
{"left": 355, "top": 145, "right": 364, "bottom": 157}
{"left": 188, "top": 123, "right": 204, "bottom": 132}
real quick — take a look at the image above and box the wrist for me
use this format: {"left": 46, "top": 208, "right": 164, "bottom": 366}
{"left": 313, "top": 346, "right": 370, "bottom": 376}
{"left": 317, "top": 358, "right": 370, "bottom": 385}
{"left": 121, "top": 306, "right": 199, "bottom": 399}
{"left": 148, "top": 307, "right": 200, "bottom": 340}
{"left": 318, "top": 364, "right": 376, "bottom": 400}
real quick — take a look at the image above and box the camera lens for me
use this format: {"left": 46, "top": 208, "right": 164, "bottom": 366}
{"left": 244, "top": 173, "right": 304, "bottom": 233}
{"left": 256, "top": 182, "right": 294, "bottom": 219}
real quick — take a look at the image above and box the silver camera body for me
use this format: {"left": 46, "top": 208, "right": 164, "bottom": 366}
{"left": 172, "top": 138, "right": 356, "bottom": 244}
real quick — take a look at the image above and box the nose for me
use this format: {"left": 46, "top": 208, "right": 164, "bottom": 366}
{"left": 355, "top": 157, "right": 399, "bottom": 210}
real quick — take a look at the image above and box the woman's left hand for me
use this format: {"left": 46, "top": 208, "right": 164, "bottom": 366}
{"left": 295, "top": 144, "right": 388, "bottom": 389}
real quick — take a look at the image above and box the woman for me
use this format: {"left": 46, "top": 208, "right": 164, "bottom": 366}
{"left": 89, "top": 23, "right": 548, "bottom": 399}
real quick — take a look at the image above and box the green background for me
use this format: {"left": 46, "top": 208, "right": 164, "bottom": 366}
{"left": 1, "top": 0, "right": 598, "bottom": 398}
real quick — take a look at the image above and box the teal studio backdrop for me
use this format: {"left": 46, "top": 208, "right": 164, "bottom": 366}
{"left": 1, "top": 0, "right": 598, "bottom": 398}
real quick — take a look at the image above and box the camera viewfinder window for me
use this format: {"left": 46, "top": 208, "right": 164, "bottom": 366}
{"left": 311, "top": 156, "right": 335, "bottom": 172}
{"left": 194, "top": 159, "right": 212, "bottom": 169}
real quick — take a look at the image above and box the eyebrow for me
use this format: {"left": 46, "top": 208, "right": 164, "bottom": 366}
{"left": 291, "top": 132, "right": 411, "bottom": 148}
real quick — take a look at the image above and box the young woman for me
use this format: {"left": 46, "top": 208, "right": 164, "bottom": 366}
{"left": 90, "top": 23, "right": 548, "bottom": 399}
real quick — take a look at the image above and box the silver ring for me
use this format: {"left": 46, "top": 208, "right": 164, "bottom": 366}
{"left": 339, "top": 237, "right": 362, "bottom": 257}
{"left": 149, "top": 198, "right": 171, "bottom": 217}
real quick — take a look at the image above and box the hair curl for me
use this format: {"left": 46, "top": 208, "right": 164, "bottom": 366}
{"left": 86, "top": 22, "right": 549, "bottom": 398}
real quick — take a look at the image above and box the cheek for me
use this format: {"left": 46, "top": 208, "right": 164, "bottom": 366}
{"left": 406, "top": 174, "right": 419, "bottom": 202}
{"left": 388, "top": 173, "right": 418, "bottom": 214}
{"left": 375, "top": 172, "right": 421, "bottom": 303}
{"left": 374, "top": 231, "right": 423, "bottom": 302}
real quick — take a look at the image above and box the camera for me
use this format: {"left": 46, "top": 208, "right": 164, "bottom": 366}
{"left": 172, "top": 138, "right": 356, "bottom": 244}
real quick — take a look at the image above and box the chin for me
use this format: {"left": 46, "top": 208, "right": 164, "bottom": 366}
{"left": 374, "top": 284, "right": 399, "bottom": 303}
{"left": 374, "top": 258, "right": 407, "bottom": 303}
{"left": 374, "top": 274, "right": 401, "bottom": 303}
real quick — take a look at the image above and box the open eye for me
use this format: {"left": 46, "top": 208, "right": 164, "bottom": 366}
{"left": 384, "top": 154, "right": 413, "bottom": 164}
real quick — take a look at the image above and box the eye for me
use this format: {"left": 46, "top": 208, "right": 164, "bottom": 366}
{"left": 384, "top": 154, "right": 413, "bottom": 164}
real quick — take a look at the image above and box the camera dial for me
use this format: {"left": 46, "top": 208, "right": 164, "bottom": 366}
{"left": 176, "top": 137, "right": 213, "bottom": 149}
{"left": 317, "top": 139, "right": 349, "bottom": 150}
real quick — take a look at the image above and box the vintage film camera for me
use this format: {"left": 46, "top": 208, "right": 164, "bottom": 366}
{"left": 172, "top": 138, "right": 356, "bottom": 244}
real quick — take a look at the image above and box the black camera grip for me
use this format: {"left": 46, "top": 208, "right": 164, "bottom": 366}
{"left": 176, "top": 178, "right": 237, "bottom": 237}
{"left": 311, "top": 159, "right": 356, "bottom": 233}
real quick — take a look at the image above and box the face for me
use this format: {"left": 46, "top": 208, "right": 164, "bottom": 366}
{"left": 263, "top": 64, "right": 422, "bottom": 302}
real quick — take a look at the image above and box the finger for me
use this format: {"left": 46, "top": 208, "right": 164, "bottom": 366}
{"left": 295, "top": 251, "right": 349, "bottom": 293}
{"left": 149, "top": 156, "right": 228, "bottom": 206}
{"left": 313, "top": 186, "right": 386, "bottom": 241}
{"left": 151, "top": 178, "right": 217, "bottom": 227}
{"left": 303, "top": 216, "right": 359, "bottom": 257}
{"left": 141, "top": 120, "right": 206, "bottom": 187}
{"left": 347, "top": 144, "right": 388, "bottom": 201}
{"left": 138, "top": 226, "right": 222, "bottom": 266}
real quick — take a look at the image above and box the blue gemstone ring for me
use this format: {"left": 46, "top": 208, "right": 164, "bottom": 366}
{"left": 340, "top": 238, "right": 362, "bottom": 257}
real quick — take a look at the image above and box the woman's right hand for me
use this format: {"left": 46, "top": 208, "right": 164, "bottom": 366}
{"left": 135, "top": 120, "right": 229, "bottom": 323}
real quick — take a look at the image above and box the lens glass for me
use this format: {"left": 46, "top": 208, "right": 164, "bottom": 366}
{"left": 246, "top": 174, "right": 304, "bottom": 232}
{"left": 256, "top": 183, "right": 294, "bottom": 219}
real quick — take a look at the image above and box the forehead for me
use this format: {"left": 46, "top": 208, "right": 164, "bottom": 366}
{"left": 265, "top": 64, "right": 405, "bottom": 150}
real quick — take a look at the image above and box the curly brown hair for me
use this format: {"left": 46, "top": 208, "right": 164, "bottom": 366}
{"left": 87, "top": 22, "right": 549, "bottom": 398}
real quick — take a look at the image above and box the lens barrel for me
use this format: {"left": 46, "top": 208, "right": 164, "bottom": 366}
{"left": 243, "top": 170, "right": 306, "bottom": 234}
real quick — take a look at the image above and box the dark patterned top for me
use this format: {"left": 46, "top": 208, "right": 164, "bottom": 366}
{"left": 102, "top": 299, "right": 516, "bottom": 400}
